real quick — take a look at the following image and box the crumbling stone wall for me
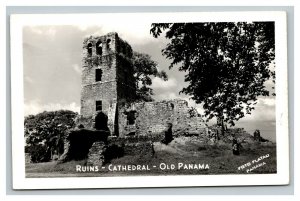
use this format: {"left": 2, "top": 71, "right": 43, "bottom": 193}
{"left": 118, "top": 99, "right": 206, "bottom": 137}
{"left": 108, "top": 136, "right": 156, "bottom": 157}
{"left": 87, "top": 142, "right": 106, "bottom": 166}
{"left": 58, "top": 128, "right": 109, "bottom": 162}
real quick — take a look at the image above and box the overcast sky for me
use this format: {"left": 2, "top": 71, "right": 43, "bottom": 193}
{"left": 23, "top": 24, "right": 276, "bottom": 141}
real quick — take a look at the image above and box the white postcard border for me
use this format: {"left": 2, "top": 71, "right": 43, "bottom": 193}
{"left": 10, "top": 11, "right": 289, "bottom": 189}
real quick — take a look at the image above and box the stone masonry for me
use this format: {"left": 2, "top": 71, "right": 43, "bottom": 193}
{"left": 118, "top": 99, "right": 206, "bottom": 137}
{"left": 87, "top": 142, "right": 106, "bottom": 166}
{"left": 78, "top": 32, "right": 136, "bottom": 135}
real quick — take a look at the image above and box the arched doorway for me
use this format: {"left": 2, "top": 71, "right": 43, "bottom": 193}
{"left": 94, "top": 111, "right": 109, "bottom": 131}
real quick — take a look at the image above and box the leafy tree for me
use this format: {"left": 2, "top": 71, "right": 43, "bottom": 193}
{"left": 24, "top": 110, "right": 77, "bottom": 162}
{"left": 150, "top": 22, "right": 275, "bottom": 132}
{"left": 132, "top": 51, "right": 168, "bottom": 101}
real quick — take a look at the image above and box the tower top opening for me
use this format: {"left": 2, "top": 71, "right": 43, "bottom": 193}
{"left": 83, "top": 32, "right": 132, "bottom": 58}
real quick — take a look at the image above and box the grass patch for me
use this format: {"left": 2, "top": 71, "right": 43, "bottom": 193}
{"left": 26, "top": 137, "right": 277, "bottom": 178}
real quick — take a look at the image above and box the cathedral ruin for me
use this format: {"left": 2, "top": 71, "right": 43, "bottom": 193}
{"left": 76, "top": 32, "right": 206, "bottom": 138}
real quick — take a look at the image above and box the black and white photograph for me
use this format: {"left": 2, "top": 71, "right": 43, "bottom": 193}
{"left": 10, "top": 12, "right": 289, "bottom": 189}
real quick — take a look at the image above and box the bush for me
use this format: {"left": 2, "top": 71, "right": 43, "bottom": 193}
{"left": 24, "top": 110, "right": 78, "bottom": 160}
{"left": 25, "top": 145, "right": 51, "bottom": 163}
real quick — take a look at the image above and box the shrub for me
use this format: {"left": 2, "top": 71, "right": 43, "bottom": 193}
{"left": 25, "top": 144, "right": 51, "bottom": 163}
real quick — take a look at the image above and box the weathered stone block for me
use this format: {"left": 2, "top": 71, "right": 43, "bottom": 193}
{"left": 87, "top": 142, "right": 107, "bottom": 166}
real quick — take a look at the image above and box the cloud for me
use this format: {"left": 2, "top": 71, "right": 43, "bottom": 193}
{"left": 238, "top": 99, "right": 275, "bottom": 123}
{"left": 46, "top": 27, "right": 57, "bottom": 38}
{"left": 24, "top": 100, "right": 80, "bottom": 116}
{"left": 259, "top": 97, "right": 275, "bottom": 106}
{"left": 72, "top": 64, "right": 81, "bottom": 74}
{"left": 24, "top": 76, "right": 34, "bottom": 84}
{"left": 181, "top": 97, "right": 205, "bottom": 115}
{"left": 28, "top": 27, "right": 57, "bottom": 39}
{"left": 152, "top": 77, "right": 177, "bottom": 89}
{"left": 29, "top": 27, "right": 43, "bottom": 35}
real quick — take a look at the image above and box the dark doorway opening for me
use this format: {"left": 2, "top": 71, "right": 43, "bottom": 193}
{"left": 126, "top": 111, "right": 136, "bottom": 125}
{"left": 95, "top": 111, "right": 109, "bottom": 131}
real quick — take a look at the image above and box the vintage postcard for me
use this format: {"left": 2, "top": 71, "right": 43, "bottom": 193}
{"left": 10, "top": 12, "right": 289, "bottom": 189}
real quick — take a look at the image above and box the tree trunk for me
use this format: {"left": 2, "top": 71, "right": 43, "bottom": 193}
{"left": 221, "top": 120, "right": 225, "bottom": 136}
{"left": 217, "top": 116, "right": 225, "bottom": 136}
{"left": 50, "top": 149, "right": 53, "bottom": 160}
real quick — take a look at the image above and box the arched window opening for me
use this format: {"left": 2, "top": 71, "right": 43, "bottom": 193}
{"left": 87, "top": 43, "right": 92, "bottom": 56}
{"left": 107, "top": 39, "right": 111, "bottom": 50}
{"left": 96, "top": 41, "right": 102, "bottom": 55}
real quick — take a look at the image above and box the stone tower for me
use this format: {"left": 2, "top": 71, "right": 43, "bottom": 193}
{"left": 80, "top": 32, "right": 136, "bottom": 135}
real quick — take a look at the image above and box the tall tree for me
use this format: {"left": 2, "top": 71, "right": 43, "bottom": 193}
{"left": 24, "top": 110, "right": 77, "bottom": 162}
{"left": 150, "top": 22, "right": 275, "bottom": 132}
{"left": 132, "top": 51, "right": 168, "bottom": 101}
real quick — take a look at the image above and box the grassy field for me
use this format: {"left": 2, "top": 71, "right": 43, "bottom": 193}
{"left": 26, "top": 136, "right": 276, "bottom": 178}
